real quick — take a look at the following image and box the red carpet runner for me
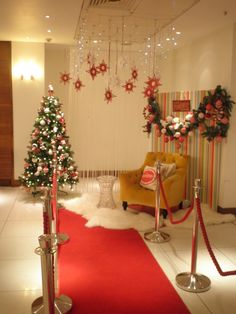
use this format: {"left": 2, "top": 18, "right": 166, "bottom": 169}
{"left": 58, "top": 209, "right": 190, "bottom": 314}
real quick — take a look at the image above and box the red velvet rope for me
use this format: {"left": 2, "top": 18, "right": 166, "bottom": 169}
{"left": 43, "top": 212, "right": 49, "bottom": 234}
{"left": 196, "top": 197, "right": 236, "bottom": 276}
{"left": 157, "top": 173, "right": 194, "bottom": 224}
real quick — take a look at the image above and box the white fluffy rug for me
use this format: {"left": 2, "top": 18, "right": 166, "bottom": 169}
{"left": 59, "top": 191, "right": 236, "bottom": 231}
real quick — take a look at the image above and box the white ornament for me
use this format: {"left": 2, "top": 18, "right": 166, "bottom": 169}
{"left": 166, "top": 116, "right": 173, "bottom": 123}
{"left": 161, "top": 128, "right": 167, "bottom": 134}
{"left": 44, "top": 108, "right": 50, "bottom": 113}
{"left": 198, "top": 112, "right": 205, "bottom": 119}
{"left": 37, "top": 166, "right": 42, "bottom": 171}
{"left": 53, "top": 127, "right": 58, "bottom": 133}
{"left": 174, "top": 132, "right": 181, "bottom": 138}
{"left": 56, "top": 115, "right": 61, "bottom": 120}
{"left": 185, "top": 113, "right": 193, "bottom": 121}
{"left": 35, "top": 171, "right": 40, "bottom": 176}
{"left": 69, "top": 166, "right": 74, "bottom": 171}
{"left": 40, "top": 119, "right": 46, "bottom": 126}
{"left": 48, "top": 149, "right": 53, "bottom": 155}
{"left": 58, "top": 145, "right": 63, "bottom": 150}
{"left": 173, "top": 117, "right": 180, "bottom": 124}
{"left": 168, "top": 125, "right": 174, "bottom": 130}
{"left": 43, "top": 131, "right": 47, "bottom": 136}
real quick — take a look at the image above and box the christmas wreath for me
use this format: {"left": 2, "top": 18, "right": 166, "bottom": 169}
{"left": 143, "top": 85, "right": 234, "bottom": 143}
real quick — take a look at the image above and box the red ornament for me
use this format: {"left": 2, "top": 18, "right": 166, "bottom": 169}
{"left": 206, "top": 103, "right": 213, "bottom": 111}
{"left": 87, "top": 64, "right": 99, "bottom": 80}
{"left": 60, "top": 72, "right": 71, "bottom": 85}
{"left": 131, "top": 67, "right": 138, "bottom": 81}
{"left": 74, "top": 78, "right": 84, "bottom": 91}
{"left": 104, "top": 87, "right": 116, "bottom": 103}
{"left": 122, "top": 80, "right": 136, "bottom": 93}
{"left": 143, "top": 86, "right": 155, "bottom": 98}
{"left": 145, "top": 75, "right": 161, "bottom": 89}
{"left": 97, "top": 61, "right": 109, "bottom": 75}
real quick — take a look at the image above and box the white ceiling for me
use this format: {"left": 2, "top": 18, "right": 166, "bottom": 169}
{"left": 0, "top": 0, "right": 236, "bottom": 46}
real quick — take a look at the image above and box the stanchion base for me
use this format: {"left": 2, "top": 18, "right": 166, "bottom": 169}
{"left": 176, "top": 272, "right": 211, "bottom": 293}
{"left": 32, "top": 295, "right": 72, "bottom": 314}
{"left": 144, "top": 230, "right": 170, "bottom": 243}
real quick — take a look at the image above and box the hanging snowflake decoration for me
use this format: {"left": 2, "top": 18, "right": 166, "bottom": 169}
{"left": 123, "top": 80, "right": 136, "bottom": 93}
{"left": 104, "top": 87, "right": 116, "bottom": 103}
{"left": 131, "top": 67, "right": 138, "bottom": 81}
{"left": 74, "top": 78, "right": 84, "bottom": 91}
{"left": 97, "top": 60, "right": 109, "bottom": 75}
{"left": 145, "top": 75, "right": 161, "bottom": 89}
{"left": 143, "top": 86, "right": 155, "bottom": 98}
{"left": 60, "top": 72, "right": 71, "bottom": 85}
{"left": 87, "top": 64, "right": 99, "bottom": 80}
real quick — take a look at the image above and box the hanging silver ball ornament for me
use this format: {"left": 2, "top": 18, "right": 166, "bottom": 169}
{"left": 40, "top": 119, "right": 46, "bottom": 126}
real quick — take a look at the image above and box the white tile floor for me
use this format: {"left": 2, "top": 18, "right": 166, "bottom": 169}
{"left": 0, "top": 185, "right": 236, "bottom": 314}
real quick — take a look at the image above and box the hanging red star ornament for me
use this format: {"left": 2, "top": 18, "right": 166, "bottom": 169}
{"left": 145, "top": 75, "right": 161, "bottom": 89}
{"left": 131, "top": 67, "right": 138, "bottom": 81}
{"left": 97, "top": 60, "right": 109, "bottom": 75}
{"left": 143, "top": 86, "right": 155, "bottom": 98}
{"left": 123, "top": 80, "right": 136, "bottom": 93}
{"left": 74, "top": 78, "right": 84, "bottom": 91}
{"left": 104, "top": 87, "right": 116, "bottom": 103}
{"left": 87, "top": 64, "right": 99, "bottom": 80}
{"left": 60, "top": 72, "right": 71, "bottom": 85}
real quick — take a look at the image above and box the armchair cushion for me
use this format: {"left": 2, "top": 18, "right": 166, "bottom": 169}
{"left": 140, "top": 163, "right": 176, "bottom": 191}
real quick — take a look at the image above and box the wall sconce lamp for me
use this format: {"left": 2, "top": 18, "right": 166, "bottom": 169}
{"left": 13, "top": 60, "right": 42, "bottom": 81}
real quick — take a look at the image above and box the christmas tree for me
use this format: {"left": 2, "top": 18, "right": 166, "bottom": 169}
{"left": 19, "top": 85, "right": 79, "bottom": 192}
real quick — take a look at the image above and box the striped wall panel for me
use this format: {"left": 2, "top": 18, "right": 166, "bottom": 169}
{"left": 153, "top": 90, "right": 221, "bottom": 210}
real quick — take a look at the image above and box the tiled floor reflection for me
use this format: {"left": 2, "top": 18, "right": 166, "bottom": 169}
{"left": 0, "top": 185, "right": 236, "bottom": 314}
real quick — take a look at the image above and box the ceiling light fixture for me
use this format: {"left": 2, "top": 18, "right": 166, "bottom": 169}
{"left": 47, "top": 29, "right": 52, "bottom": 33}
{"left": 45, "top": 15, "right": 50, "bottom": 19}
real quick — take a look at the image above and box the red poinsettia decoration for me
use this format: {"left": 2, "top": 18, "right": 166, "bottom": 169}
{"left": 97, "top": 60, "right": 109, "bottom": 75}
{"left": 143, "top": 86, "right": 155, "bottom": 98}
{"left": 87, "top": 64, "right": 99, "bottom": 80}
{"left": 123, "top": 80, "right": 136, "bottom": 93}
{"left": 145, "top": 75, "right": 161, "bottom": 89}
{"left": 74, "top": 78, "right": 84, "bottom": 91}
{"left": 131, "top": 67, "right": 138, "bottom": 81}
{"left": 104, "top": 87, "right": 116, "bottom": 103}
{"left": 60, "top": 72, "right": 71, "bottom": 85}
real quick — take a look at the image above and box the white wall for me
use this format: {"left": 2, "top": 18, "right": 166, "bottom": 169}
{"left": 12, "top": 42, "right": 45, "bottom": 179}
{"left": 158, "top": 25, "right": 233, "bottom": 92}
{"left": 44, "top": 44, "right": 70, "bottom": 119}
{"left": 219, "top": 23, "right": 236, "bottom": 208}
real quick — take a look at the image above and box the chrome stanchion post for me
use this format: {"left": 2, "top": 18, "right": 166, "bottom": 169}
{"left": 144, "top": 161, "right": 170, "bottom": 243}
{"left": 32, "top": 234, "right": 73, "bottom": 314}
{"left": 175, "top": 178, "right": 211, "bottom": 292}
{"left": 43, "top": 189, "right": 53, "bottom": 235}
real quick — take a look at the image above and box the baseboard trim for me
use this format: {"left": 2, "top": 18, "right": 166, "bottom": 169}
{"left": 217, "top": 206, "right": 236, "bottom": 215}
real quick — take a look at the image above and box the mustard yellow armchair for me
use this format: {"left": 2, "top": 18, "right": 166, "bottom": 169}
{"left": 119, "top": 152, "right": 188, "bottom": 211}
